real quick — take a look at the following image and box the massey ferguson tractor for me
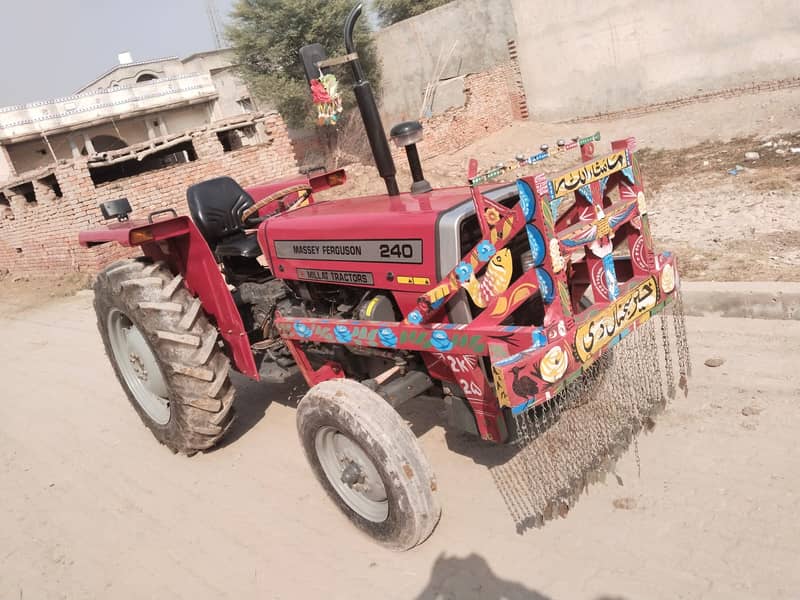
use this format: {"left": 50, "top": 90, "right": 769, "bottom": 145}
{"left": 79, "top": 5, "right": 689, "bottom": 549}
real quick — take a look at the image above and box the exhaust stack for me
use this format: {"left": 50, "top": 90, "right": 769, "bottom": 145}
{"left": 343, "top": 4, "right": 399, "bottom": 196}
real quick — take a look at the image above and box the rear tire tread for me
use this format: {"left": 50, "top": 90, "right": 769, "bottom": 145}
{"left": 94, "top": 258, "right": 235, "bottom": 454}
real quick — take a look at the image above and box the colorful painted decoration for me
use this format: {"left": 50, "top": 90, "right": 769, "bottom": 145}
{"left": 661, "top": 263, "right": 676, "bottom": 293}
{"left": 430, "top": 330, "right": 453, "bottom": 351}
{"left": 461, "top": 249, "right": 513, "bottom": 308}
{"left": 549, "top": 238, "right": 565, "bottom": 273}
{"left": 294, "top": 322, "right": 312, "bottom": 338}
{"left": 310, "top": 73, "right": 343, "bottom": 126}
{"left": 378, "top": 327, "right": 398, "bottom": 348}
{"left": 531, "top": 329, "right": 547, "bottom": 349}
{"left": 476, "top": 241, "right": 496, "bottom": 262}
{"left": 517, "top": 180, "right": 536, "bottom": 221}
{"left": 407, "top": 310, "right": 423, "bottom": 324}
{"left": 334, "top": 325, "right": 352, "bottom": 343}
{"left": 455, "top": 261, "right": 473, "bottom": 283}
{"left": 602, "top": 254, "right": 620, "bottom": 300}
{"left": 637, "top": 191, "right": 648, "bottom": 215}
{"left": 539, "top": 346, "right": 569, "bottom": 383}
{"left": 577, "top": 184, "right": 593, "bottom": 204}
{"left": 536, "top": 268, "right": 554, "bottom": 304}
{"left": 525, "top": 225, "right": 546, "bottom": 265}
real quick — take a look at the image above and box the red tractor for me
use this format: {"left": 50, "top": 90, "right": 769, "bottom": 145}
{"left": 79, "top": 5, "right": 688, "bottom": 549}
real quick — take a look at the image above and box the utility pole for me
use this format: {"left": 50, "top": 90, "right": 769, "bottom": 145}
{"left": 206, "top": 0, "right": 224, "bottom": 50}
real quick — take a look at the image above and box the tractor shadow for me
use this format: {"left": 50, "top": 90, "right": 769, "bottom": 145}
{"left": 415, "top": 553, "right": 629, "bottom": 600}
{"left": 214, "top": 372, "right": 309, "bottom": 449}
{"left": 415, "top": 553, "right": 551, "bottom": 600}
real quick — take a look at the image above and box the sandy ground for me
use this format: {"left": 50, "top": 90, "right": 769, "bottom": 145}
{"left": 1, "top": 295, "right": 799, "bottom": 599}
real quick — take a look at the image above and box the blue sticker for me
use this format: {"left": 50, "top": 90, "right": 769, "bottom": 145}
{"left": 294, "top": 322, "right": 312, "bottom": 338}
{"left": 536, "top": 268, "right": 554, "bottom": 304}
{"left": 525, "top": 225, "right": 546, "bottom": 266}
{"left": 378, "top": 327, "right": 397, "bottom": 348}
{"left": 609, "top": 202, "right": 636, "bottom": 227}
{"left": 621, "top": 166, "right": 635, "bottom": 184}
{"left": 407, "top": 310, "right": 423, "bottom": 324}
{"left": 517, "top": 179, "right": 536, "bottom": 221}
{"left": 430, "top": 330, "right": 453, "bottom": 351}
{"left": 531, "top": 328, "right": 547, "bottom": 349}
{"left": 334, "top": 325, "right": 352, "bottom": 343}
{"left": 476, "top": 241, "right": 496, "bottom": 262}
{"left": 602, "top": 254, "right": 619, "bottom": 300}
{"left": 599, "top": 176, "right": 610, "bottom": 196}
{"left": 455, "top": 261, "right": 473, "bottom": 283}
{"left": 550, "top": 197, "right": 563, "bottom": 218}
{"left": 495, "top": 352, "right": 524, "bottom": 367}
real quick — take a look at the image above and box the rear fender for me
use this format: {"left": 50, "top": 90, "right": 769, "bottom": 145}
{"left": 80, "top": 217, "right": 258, "bottom": 380}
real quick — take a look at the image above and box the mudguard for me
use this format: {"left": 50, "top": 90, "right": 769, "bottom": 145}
{"left": 80, "top": 217, "right": 258, "bottom": 380}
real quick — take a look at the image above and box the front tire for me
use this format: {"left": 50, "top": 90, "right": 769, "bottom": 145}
{"left": 296, "top": 379, "right": 441, "bottom": 550}
{"left": 94, "top": 258, "right": 235, "bottom": 454}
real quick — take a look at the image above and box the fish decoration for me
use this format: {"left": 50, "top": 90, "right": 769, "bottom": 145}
{"left": 460, "top": 248, "right": 513, "bottom": 308}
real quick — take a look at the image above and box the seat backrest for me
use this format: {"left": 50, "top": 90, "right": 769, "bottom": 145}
{"left": 186, "top": 176, "right": 254, "bottom": 244}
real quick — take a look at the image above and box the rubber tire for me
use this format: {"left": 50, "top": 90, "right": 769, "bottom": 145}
{"left": 94, "top": 258, "right": 235, "bottom": 454}
{"left": 296, "top": 379, "right": 441, "bottom": 550}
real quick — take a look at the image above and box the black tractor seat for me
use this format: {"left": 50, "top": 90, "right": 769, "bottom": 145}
{"left": 214, "top": 234, "right": 262, "bottom": 258}
{"left": 186, "top": 176, "right": 263, "bottom": 259}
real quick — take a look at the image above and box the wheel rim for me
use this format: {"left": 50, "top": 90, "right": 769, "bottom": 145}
{"left": 314, "top": 426, "right": 389, "bottom": 523}
{"left": 107, "top": 308, "right": 171, "bottom": 425}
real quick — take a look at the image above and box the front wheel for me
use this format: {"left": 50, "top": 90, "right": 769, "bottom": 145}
{"left": 296, "top": 379, "right": 441, "bottom": 550}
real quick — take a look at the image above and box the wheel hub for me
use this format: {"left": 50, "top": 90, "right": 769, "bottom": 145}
{"left": 340, "top": 461, "right": 363, "bottom": 487}
{"left": 107, "top": 308, "right": 171, "bottom": 426}
{"left": 315, "top": 426, "right": 389, "bottom": 522}
{"left": 129, "top": 352, "right": 148, "bottom": 382}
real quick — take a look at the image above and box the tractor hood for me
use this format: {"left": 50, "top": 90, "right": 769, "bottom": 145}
{"left": 260, "top": 183, "right": 518, "bottom": 293}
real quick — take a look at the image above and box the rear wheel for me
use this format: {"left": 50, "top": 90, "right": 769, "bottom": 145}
{"left": 296, "top": 379, "right": 441, "bottom": 550}
{"left": 94, "top": 258, "right": 235, "bottom": 454}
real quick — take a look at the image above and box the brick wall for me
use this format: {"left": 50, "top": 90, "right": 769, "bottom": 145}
{"left": 0, "top": 111, "right": 298, "bottom": 277}
{"left": 392, "top": 59, "right": 526, "bottom": 162}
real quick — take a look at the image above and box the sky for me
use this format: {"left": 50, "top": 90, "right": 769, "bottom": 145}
{"left": 0, "top": 0, "right": 238, "bottom": 107}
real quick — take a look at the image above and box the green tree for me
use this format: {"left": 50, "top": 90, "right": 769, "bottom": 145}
{"left": 227, "top": 0, "right": 380, "bottom": 129}
{"left": 372, "top": 0, "right": 452, "bottom": 26}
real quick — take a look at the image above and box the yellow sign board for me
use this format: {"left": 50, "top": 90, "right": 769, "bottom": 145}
{"left": 551, "top": 150, "right": 630, "bottom": 198}
{"left": 575, "top": 276, "right": 657, "bottom": 362}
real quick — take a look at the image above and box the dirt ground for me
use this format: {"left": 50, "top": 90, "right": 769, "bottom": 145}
{"left": 1, "top": 294, "right": 799, "bottom": 599}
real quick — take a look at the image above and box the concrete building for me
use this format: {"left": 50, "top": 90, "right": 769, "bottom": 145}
{"left": 0, "top": 50, "right": 298, "bottom": 276}
{"left": 0, "top": 49, "right": 262, "bottom": 187}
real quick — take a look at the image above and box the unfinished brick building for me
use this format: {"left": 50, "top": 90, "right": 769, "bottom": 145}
{"left": 0, "top": 52, "right": 298, "bottom": 277}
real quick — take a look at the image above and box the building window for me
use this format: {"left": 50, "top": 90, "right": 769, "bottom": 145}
{"left": 10, "top": 182, "right": 37, "bottom": 205}
{"left": 40, "top": 174, "right": 63, "bottom": 198}
{"left": 136, "top": 73, "right": 159, "bottom": 83}
{"left": 237, "top": 97, "right": 254, "bottom": 113}
{"left": 91, "top": 135, "right": 128, "bottom": 154}
{"left": 88, "top": 140, "right": 197, "bottom": 186}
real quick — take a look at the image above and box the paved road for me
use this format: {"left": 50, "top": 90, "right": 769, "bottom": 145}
{"left": 1, "top": 295, "right": 798, "bottom": 599}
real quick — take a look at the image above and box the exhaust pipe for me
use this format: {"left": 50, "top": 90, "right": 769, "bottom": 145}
{"left": 343, "top": 4, "right": 399, "bottom": 196}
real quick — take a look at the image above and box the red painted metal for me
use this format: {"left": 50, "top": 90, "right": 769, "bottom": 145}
{"left": 261, "top": 186, "right": 476, "bottom": 293}
{"left": 80, "top": 216, "right": 258, "bottom": 380}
